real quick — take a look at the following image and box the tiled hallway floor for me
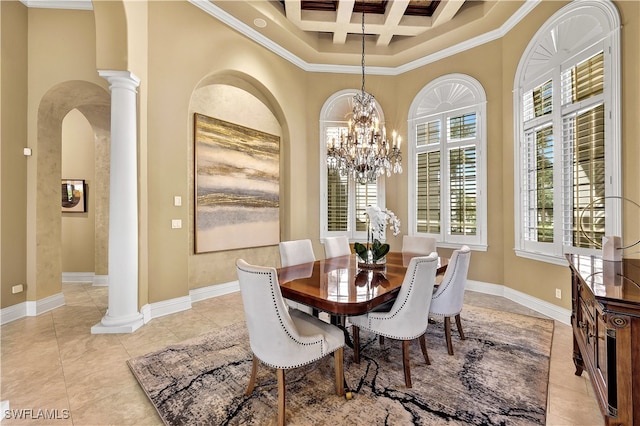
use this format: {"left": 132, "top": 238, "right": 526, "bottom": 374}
{"left": 1, "top": 284, "right": 602, "bottom": 425}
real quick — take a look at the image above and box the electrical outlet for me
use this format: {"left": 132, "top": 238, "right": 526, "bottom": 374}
{"left": 171, "top": 219, "right": 182, "bottom": 229}
{"left": 555, "top": 288, "right": 562, "bottom": 299}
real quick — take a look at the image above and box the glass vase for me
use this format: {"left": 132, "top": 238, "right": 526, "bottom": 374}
{"left": 357, "top": 249, "right": 386, "bottom": 269}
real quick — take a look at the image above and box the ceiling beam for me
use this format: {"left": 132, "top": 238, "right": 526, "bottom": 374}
{"left": 333, "top": 0, "right": 355, "bottom": 44}
{"left": 376, "top": 0, "right": 409, "bottom": 46}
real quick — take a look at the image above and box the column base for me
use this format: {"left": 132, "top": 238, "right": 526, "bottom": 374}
{"left": 91, "top": 313, "right": 144, "bottom": 334}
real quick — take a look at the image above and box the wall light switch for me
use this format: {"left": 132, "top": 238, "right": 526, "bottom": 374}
{"left": 174, "top": 196, "right": 182, "bottom": 207}
{"left": 23, "top": 148, "right": 32, "bottom": 156}
{"left": 171, "top": 219, "right": 182, "bottom": 229}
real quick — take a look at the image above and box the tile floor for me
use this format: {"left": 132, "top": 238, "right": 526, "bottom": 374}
{"left": 1, "top": 284, "right": 603, "bottom": 425}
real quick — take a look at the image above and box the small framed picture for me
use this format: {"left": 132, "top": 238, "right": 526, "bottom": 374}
{"left": 61, "top": 179, "right": 86, "bottom": 213}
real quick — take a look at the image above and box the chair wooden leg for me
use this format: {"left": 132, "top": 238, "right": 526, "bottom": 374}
{"left": 245, "top": 355, "right": 259, "bottom": 396}
{"left": 277, "top": 369, "right": 285, "bottom": 426}
{"left": 352, "top": 325, "right": 360, "bottom": 364}
{"left": 333, "top": 347, "right": 345, "bottom": 396}
{"left": 444, "top": 316, "right": 454, "bottom": 355}
{"left": 379, "top": 335, "right": 385, "bottom": 347}
{"left": 419, "top": 334, "right": 431, "bottom": 365}
{"left": 455, "top": 314, "right": 466, "bottom": 340}
{"left": 402, "top": 340, "right": 412, "bottom": 388}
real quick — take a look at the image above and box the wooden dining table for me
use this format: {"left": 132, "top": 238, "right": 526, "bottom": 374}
{"left": 277, "top": 251, "right": 448, "bottom": 318}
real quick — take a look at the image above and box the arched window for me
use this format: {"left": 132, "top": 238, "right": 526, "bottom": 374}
{"left": 513, "top": 0, "right": 621, "bottom": 264}
{"left": 319, "top": 89, "right": 386, "bottom": 242}
{"left": 408, "top": 74, "right": 487, "bottom": 250}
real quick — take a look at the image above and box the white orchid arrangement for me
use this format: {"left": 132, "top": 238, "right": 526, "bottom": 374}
{"left": 354, "top": 205, "right": 401, "bottom": 264}
{"left": 365, "top": 205, "right": 401, "bottom": 242}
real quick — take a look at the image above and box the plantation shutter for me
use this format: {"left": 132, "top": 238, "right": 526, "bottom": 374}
{"left": 522, "top": 77, "right": 555, "bottom": 243}
{"left": 416, "top": 151, "right": 440, "bottom": 233}
{"left": 573, "top": 53, "right": 604, "bottom": 102}
{"left": 448, "top": 113, "right": 477, "bottom": 139}
{"left": 535, "top": 126, "right": 554, "bottom": 242}
{"left": 416, "top": 119, "right": 441, "bottom": 233}
{"left": 355, "top": 181, "right": 377, "bottom": 232}
{"left": 523, "top": 125, "right": 554, "bottom": 243}
{"left": 447, "top": 113, "right": 477, "bottom": 237}
{"left": 326, "top": 127, "right": 348, "bottom": 231}
{"left": 565, "top": 104, "right": 606, "bottom": 248}
{"left": 449, "top": 146, "right": 477, "bottom": 236}
{"left": 561, "top": 51, "right": 606, "bottom": 249}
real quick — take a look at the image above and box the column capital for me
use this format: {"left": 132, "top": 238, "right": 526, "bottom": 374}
{"left": 98, "top": 70, "right": 140, "bottom": 90}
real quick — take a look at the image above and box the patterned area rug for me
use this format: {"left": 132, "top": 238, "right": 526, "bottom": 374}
{"left": 128, "top": 305, "right": 553, "bottom": 425}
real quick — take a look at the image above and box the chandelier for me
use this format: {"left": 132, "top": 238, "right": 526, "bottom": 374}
{"left": 326, "top": 7, "right": 402, "bottom": 185}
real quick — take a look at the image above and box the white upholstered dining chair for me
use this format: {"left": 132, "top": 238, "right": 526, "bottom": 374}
{"left": 348, "top": 253, "right": 439, "bottom": 388}
{"left": 429, "top": 245, "right": 471, "bottom": 355}
{"left": 402, "top": 235, "right": 437, "bottom": 255}
{"left": 323, "top": 236, "right": 351, "bottom": 258}
{"left": 279, "top": 239, "right": 315, "bottom": 314}
{"left": 279, "top": 239, "right": 315, "bottom": 267}
{"left": 236, "top": 259, "right": 345, "bottom": 426}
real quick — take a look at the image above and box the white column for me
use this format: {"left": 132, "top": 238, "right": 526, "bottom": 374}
{"left": 92, "top": 70, "right": 144, "bottom": 334}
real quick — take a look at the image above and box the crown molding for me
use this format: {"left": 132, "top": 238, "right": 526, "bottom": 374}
{"left": 190, "top": 0, "right": 540, "bottom": 76}
{"left": 21, "top": 0, "right": 540, "bottom": 75}
{"left": 20, "top": 0, "right": 92, "bottom": 10}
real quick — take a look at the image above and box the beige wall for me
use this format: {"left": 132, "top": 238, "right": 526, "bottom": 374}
{"left": 187, "top": 85, "right": 282, "bottom": 289}
{"left": 61, "top": 109, "right": 96, "bottom": 273}
{"left": 1, "top": 0, "right": 28, "bottom": 308}
{"left": 144, "top": 1, "right": 309, "bottom": 302}
{"left": 26, "top": 7, "right": 107, "bottom": 303}
{"left": 1, "top": 0, "right": 639, "bottom": 313}
{"left": 500, "top": 1, "right": 571, "bottom": 308}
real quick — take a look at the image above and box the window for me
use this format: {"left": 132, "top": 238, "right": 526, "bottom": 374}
{"left": 514, "top": 0, "right": 621, "bottom": 264}
{"left": 320, "top": 90, "right": 385, "bottom": 241}
{"left": 408, "top": 74, "right": 487, "bottom": 250}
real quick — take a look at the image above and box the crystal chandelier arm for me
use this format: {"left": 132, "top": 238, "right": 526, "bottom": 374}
{"left": 323, "top": 3, "right": 402, "bottom": 184}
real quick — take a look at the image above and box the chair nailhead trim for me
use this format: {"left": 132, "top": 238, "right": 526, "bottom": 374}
{"left": 364, "top": 258, "right": 433, "bottom": 338}
{"left": 238, "top": 264, "right": 325, "bottom": 368}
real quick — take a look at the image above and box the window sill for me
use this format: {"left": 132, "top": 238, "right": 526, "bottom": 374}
{"left": 438, "top": 242, "right": 487, "bottom": 252}
{"left": 513, "top": 249, "right": 568, "bottom": 266}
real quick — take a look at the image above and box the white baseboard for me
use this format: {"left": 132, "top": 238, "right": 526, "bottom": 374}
{"left": 0, "top": 279, "right": 570, "bottom": 328}
{"left": 26, "top": 293, "right": 65, "bottom": 317}
{"left": 0, "top": 293, "right": 65, "bottom": 325}
{"left": 0, "top": 303, "right": 27, "bottom": 325}
{"left": 93, "top": 275, "right": 108, "bottom": 286}
{"left": 61, "top": 272, "right": 109, "bottom": 286}
{"left": 141, "top": 304, "right": 152, "bottom": 324}
{"left": 136, "top": 281, "right": 239, "bottom": 324}
{"left": 190, "top": 280, "right": 239, "bottom": 302}
{"left": 62, "top": 272, "right": 94, "bottom": 283}
{"left": 466, "top": 280, "right": 571, "bottom": 325}
{"left": 147, "top": 296, "right": 192, "bottom": 319}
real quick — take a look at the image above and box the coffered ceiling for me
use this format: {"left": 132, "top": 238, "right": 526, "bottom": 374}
{"left": 205, "top": 0, "right": 535, "bottom": 69}
{"left": 280, "top": 0, "right": 466, "bottom": 47}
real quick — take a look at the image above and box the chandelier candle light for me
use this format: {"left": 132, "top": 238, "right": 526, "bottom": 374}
{"left": 326, "top": 6, "right": 402, "bottom": 184}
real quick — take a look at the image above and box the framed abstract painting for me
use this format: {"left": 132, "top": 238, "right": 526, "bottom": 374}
{"left": 194, "top": 113, "right": 280, "bottom": 253}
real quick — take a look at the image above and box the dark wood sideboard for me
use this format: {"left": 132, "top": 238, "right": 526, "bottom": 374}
{"left": 566, "top": 254, "right": 640, "bottom": 426}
